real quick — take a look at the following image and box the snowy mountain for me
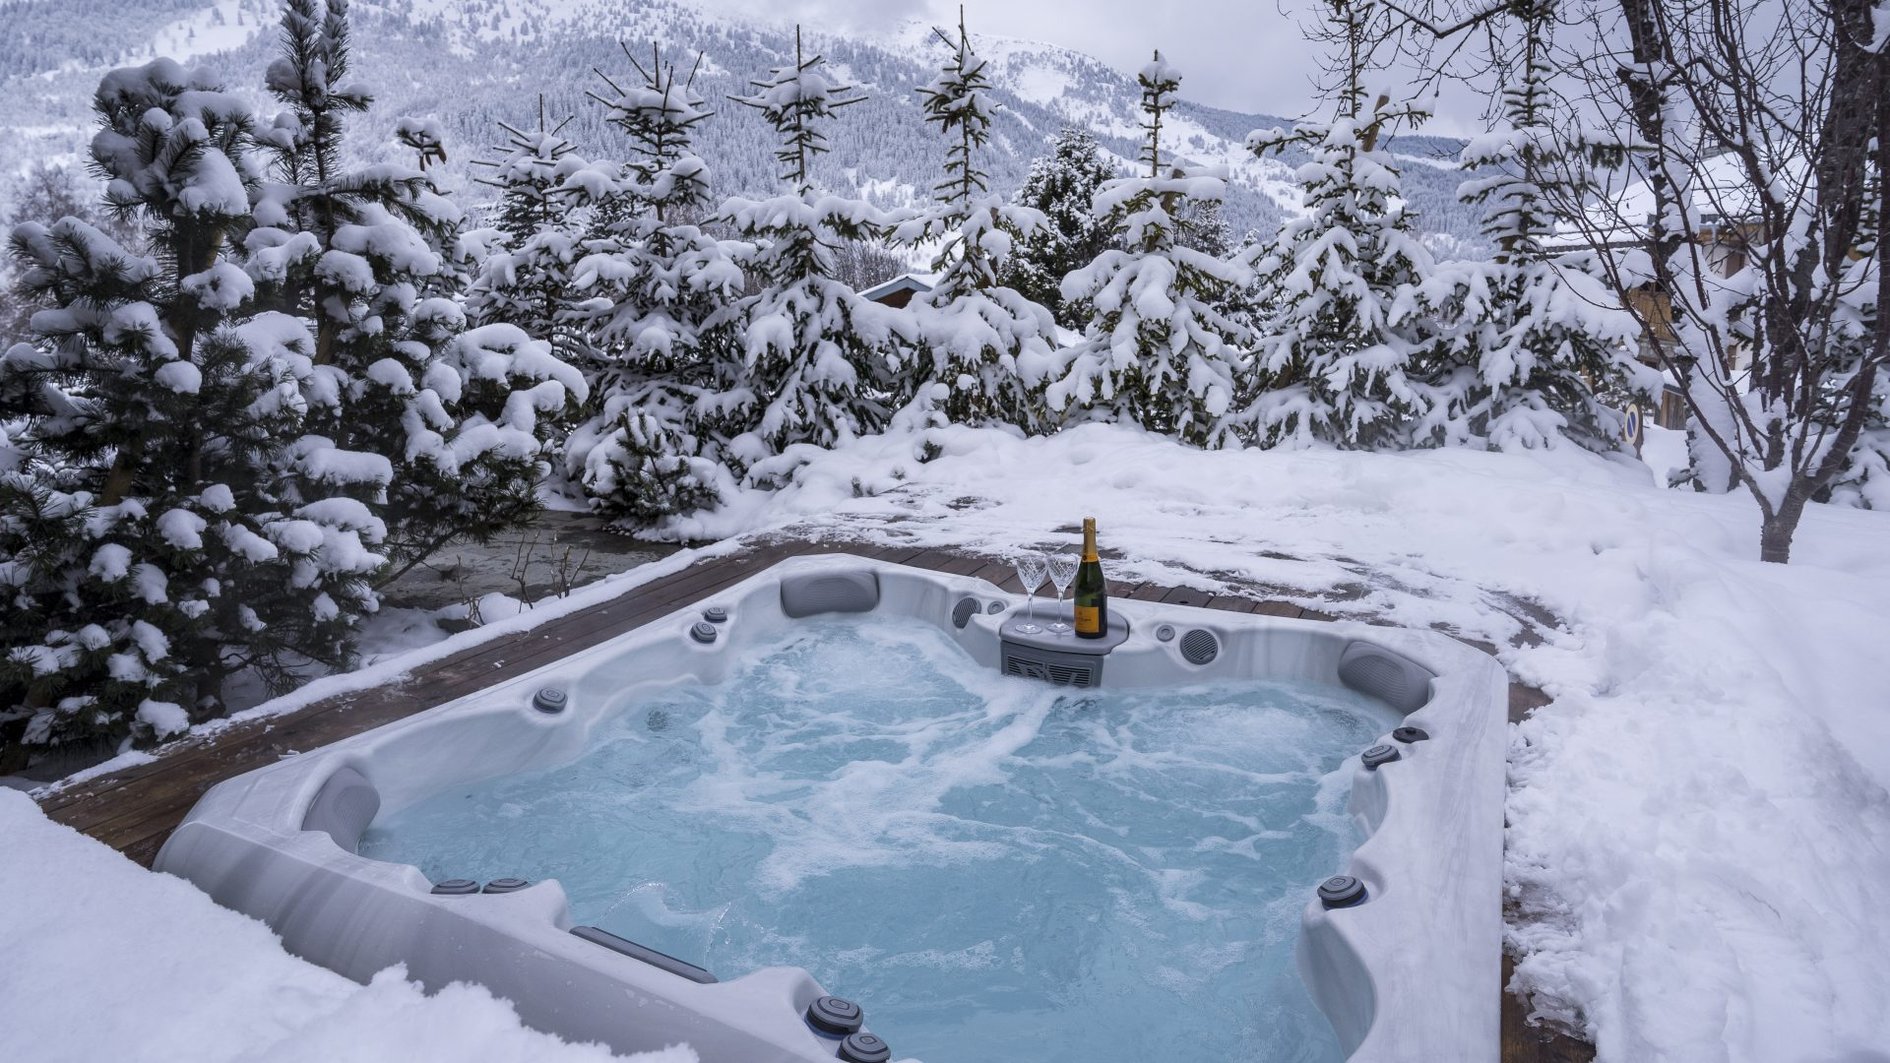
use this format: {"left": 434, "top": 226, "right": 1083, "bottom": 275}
{"left": 0, "top": 0, "right": 1481, "bottom": 248}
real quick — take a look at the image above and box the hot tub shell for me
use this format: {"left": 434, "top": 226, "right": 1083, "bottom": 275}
{"left": 156, "top": 553, "right": 1509, "bottom": 1063}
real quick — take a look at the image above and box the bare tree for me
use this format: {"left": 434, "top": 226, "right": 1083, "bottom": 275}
{"left": 1557, "top": 0, "right": 1886, "bottom": 562}
{"left": 830, "top": 238, "right": 910, "bottom": 292}
{"left": 1381, "top": 0, "right": 1886, "bottom": 562}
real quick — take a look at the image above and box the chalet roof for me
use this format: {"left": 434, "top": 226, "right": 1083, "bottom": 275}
{"left": 1551, "top": 151, "right": 1805, "bottom": 250}
{"left": 858, "top": 272, "right": 938, "bottom": 303}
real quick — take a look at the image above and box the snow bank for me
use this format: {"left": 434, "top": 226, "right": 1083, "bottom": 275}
{"left": 657, "top": 422, "right": 1890, "bottom": 1063}
{"left": 0, "top": 790, "right": 692, "bottom": 1063}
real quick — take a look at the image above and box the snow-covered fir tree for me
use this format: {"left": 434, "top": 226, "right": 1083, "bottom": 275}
{"left": 562, "top": 43, "right": 742, "bottom": 524}
{"left": 1001, "top": 128, "right": 1117, "bottom": 330}
{"left": 246, "top": 0, "right": 583, "bottom": 574}
{"left": 718, "top": 27, "right": 908, "bottom": 480}
{"left": 390, "top": 116, "right": 490, "bottom": 305}
{"left": 1829, "top": 175, "right": 1887, "bottom": 509}
{"left": 463, "top": 103, "right": 588, "bottom": 363}
{"left": 0, "top": 59, "right": 383, "bottom": 749}
{"left": 1176, "top": 191, "right": 1233, "bottom": 259}
{"left": 1048, "top": 52, "right": 1254, "bottom": 448}
{"left": 1231, "top": 0, "right": 1439, "bottom": 450}
{"left": 1414, "top": 3, "right": 1643, "bottom": 453}
{"left": 393, "top": 115, "right": 449, "bottom": 173}
{"left": 898, "top": 13, "right": 1059, "bottom": 432}
{"left": 1833, "top": 382, "right": 1890, "bottom": 509}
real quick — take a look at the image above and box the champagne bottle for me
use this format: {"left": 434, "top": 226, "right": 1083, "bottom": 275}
{"left": 1074, "top": 517, "right": 1108, "bottom": 639}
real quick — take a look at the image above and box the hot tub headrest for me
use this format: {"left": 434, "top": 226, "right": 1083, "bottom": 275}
{"left": 780, "top": 569, "right": 880, "bottom": 618}
{"left": 301, "top": 766, "right": 381, "bottom": 854}
{"left": 1336, "top": 641, "right": 1435, "bottom": 714}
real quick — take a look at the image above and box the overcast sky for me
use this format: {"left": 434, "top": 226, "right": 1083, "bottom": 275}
{"left": 696, "top": 0, "right": 1476, "bottom": 131}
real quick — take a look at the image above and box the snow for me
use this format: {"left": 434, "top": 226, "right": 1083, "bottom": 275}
{"left": 472, "top": 590, "right": 531, "bottom": 622}
{"left": 221, "top": 523, "right": 281, "bottom": 563}
{"left": 157, "top": 508, "right": 208, "bottom": 550}
{"left": 88, "top": 543, "right": 131, "bottom": 581}
{"left": 296, "top": 443, "right": 395, "bottom": 488}
{"left": 103, "top": 302, "right": 177, "bottom": 359}
{"left": 132, "top": 564, "right": 170, "bottom": 605}
{"left": 182, "top": 261, "right": 255, "bottom": 312}
{"left": 1641, "top": 424, "right": 1690, "bottom": 486}
{"left": 198, "top": 483, "right": 236, "bottom": 512}
{"left": 135, "top": 699, "right": 191, "bottom": 740}
{"left": 0, "top": 791, "right": 694, "bottom": 1063}
{"left": 332, "top": 210, "right": 443, "bottom": 276}
{"left": 135, "top": 0, "right": 268, "bottom": 65}
{"left": 175, "top": 144, "right": 251, "bottom": 217}
{"left": 129, "top": 619, "right": 169, "bottom": 661}
{"left": 314, "top": 249, "right": 378, "bottom": 295}
{"left": 637, "top": 421, "right": 1890, "bottom": 1063}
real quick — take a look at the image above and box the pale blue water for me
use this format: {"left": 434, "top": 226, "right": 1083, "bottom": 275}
{"left": 360, "top": 618, "right": 1398, "bottom": 1063}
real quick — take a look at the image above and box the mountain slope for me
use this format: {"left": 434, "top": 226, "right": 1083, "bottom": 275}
{"left": 0, "top": 0, "right": 1482, "bottom": 248}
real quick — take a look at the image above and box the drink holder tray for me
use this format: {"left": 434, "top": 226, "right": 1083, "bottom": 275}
{"left": 999, "top": 612, "right": 1130, "bottom": 655}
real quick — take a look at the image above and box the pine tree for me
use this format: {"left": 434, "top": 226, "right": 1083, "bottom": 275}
{"left": 1829, "top": 166, "right": 1887, "bottom": 509}
{"left": 718, "top": 27, "right": 906, "bottom": 479}
{"left": 0, "top": 60, "right": 383, "bottom": 750}
{"left": 0, "top": 163, "right": 142, "bottom": 348}
{"left": 1177, "top": 194, "right": 1232, "bottom": 258}
{"left": 464, "top": 101, "right": 588, "bottom": 364}
{"left": 564, "top": 43, "right": 741, "bottom": 524}
{"left": 1001, "top": 128, "right": 1117, "bottom": 329}
{"left": 1831, "top": 389, "right": 1890, "bottom": 508}
{"left": 1414, "top": 2, "right": 1643, "bottom": 453}
{"left": 391, "top": 116, "right": 479, "bottom": 303}
{"left": 1231, "top": 0, "right": 1438, "bottom": 450}
{"left": 1048, "top": 52, "right": 1254, "bottom": 448}
{"left": 901, "top": 12, "right": 1058, "bottom": 431}
{"left": 247, "top": 0, "right": 583, "bottom": 575}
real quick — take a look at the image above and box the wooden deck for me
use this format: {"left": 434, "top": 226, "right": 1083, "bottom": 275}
{"left": 34, "top": 536, "right": 1591, "bottom": 1062}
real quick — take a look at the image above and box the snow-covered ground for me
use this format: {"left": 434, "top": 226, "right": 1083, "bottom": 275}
{"left": 11, "top": 422, "right": 1889, "bottom": 1062}
{"left": 136, "top": 0, "right": 269, "bottom": 66}
{"left": 0, "top": 789, "right": 692, "bottom": 1063}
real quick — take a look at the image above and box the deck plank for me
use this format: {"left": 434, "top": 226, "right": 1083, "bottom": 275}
{"left": 960, "top": 558, "right": 1015, "bottom": 588}
{"left": 905, "top": 549, "right": 986, "bottom": 577}
{"left": 1119, "top": 581, "right": 1171, "bottom": 602}
{"left": 1159, "top": 584, "right": 1214, "bottom": 609}
{"left": 1501, "top": 955, "right": 1596, "bottom": 1063}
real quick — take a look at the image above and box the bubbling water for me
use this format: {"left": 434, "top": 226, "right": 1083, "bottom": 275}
{"left": 361, "top": 618, "right": 1398, "bottom": 1063}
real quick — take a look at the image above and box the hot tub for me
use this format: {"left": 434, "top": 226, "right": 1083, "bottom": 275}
{"left": 155, "top": 553, "right": 1508, "bottom": 1062}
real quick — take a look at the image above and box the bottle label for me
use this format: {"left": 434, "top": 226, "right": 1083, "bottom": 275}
{"left": 1074, "top": 605, "right": 1100, "bottom": 634}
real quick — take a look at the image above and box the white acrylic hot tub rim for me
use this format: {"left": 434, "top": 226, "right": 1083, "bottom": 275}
{"left": 155, "top": 553, "right": 1508, "bottom": 1063}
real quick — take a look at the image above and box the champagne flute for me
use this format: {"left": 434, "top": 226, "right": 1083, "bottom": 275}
{"left": 1044, "top": 551, "right": 1079, "bottom": 633}
{"left": 1010, "top": 551, "right": 1046, "bottom": 635}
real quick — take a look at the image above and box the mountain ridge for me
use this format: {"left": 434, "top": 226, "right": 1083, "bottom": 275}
{"left": 0, "top": 0, "right": 1484, "bottom": 248}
